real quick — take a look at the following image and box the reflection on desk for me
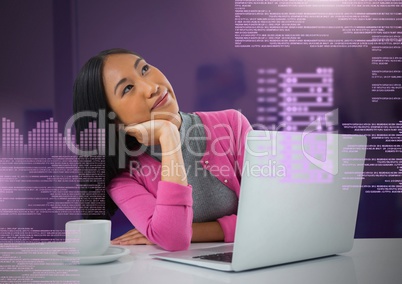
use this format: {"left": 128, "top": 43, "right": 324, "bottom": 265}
{"left": 0, "top": 239, "right": 401, "bottom": 284}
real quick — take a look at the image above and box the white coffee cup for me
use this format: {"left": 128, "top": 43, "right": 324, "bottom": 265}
{"left": 65, "top": 219, "right": 111, "bottom": 256}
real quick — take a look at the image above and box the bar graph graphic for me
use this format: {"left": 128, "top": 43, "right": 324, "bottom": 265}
{"left": 255, "top": 67, "right": 337, "bottom": 184}
{"left": 256, "top": 67, "right": 335, "bottom": 131}
{"left": 1, "top": 117, "right": 105, "bottom": 157}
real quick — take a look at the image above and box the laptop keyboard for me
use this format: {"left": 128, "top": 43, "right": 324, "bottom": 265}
{"left": 193, "top": 252, "right": 233, "bottom": 263}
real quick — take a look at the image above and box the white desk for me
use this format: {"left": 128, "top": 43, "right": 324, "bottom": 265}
{"left": 0, "top": 239, "right": 401, "bottom": 284}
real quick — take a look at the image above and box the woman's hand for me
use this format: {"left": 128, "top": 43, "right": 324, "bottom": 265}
{"left": 111, "top": 229, "right": 154, "bottom": 245}
{"left": 124, "top": 119, "right": 179, "bottom": 146}
{"left": 126, "top": 119, "right": 187, "bottom": 186}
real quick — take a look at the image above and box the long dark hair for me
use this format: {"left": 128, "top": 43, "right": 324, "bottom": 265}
{"left": 73, "top": 48, "right": 140, "bottom": 218}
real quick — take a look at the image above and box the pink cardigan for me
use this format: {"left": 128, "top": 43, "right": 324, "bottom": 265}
{"left": 107, "top": 109, "right": 252, "bottom": 251}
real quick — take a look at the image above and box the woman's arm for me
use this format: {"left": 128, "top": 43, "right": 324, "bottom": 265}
{"left": 158, "top": 122, "right": 187, "bottom": 186}
{"left": 109, "top": 120, "right": 192, "bottom": 251}
{"left": 111, "top": 221, "right": 224, "bottom": 245}
{"left": 191, "top": 222, "right": 224, "bottom": 242}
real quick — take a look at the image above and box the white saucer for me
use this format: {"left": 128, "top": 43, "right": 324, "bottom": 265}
{"left": 58, "top": 246, "right": 130, "bottom": 265}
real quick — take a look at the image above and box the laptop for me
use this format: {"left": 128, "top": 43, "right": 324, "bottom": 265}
{"left": 152, "top": 130, "right": 367, "bottom": 271}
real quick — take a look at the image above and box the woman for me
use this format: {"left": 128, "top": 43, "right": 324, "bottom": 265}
{"left": 73, "top": 48, "right": 252, "bottom": 251}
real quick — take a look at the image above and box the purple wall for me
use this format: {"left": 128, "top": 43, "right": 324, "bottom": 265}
{"left": 0, "top": 0, "right": 54, "bottom": 130}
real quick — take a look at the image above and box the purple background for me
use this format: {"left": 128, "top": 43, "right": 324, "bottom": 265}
{"left": 1, "top": 0, "right": 401, "bottom": 239}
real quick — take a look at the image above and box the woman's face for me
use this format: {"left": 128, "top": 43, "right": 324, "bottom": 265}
{"left": 102, "top": 53, "right": 180, "bottom": 127}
